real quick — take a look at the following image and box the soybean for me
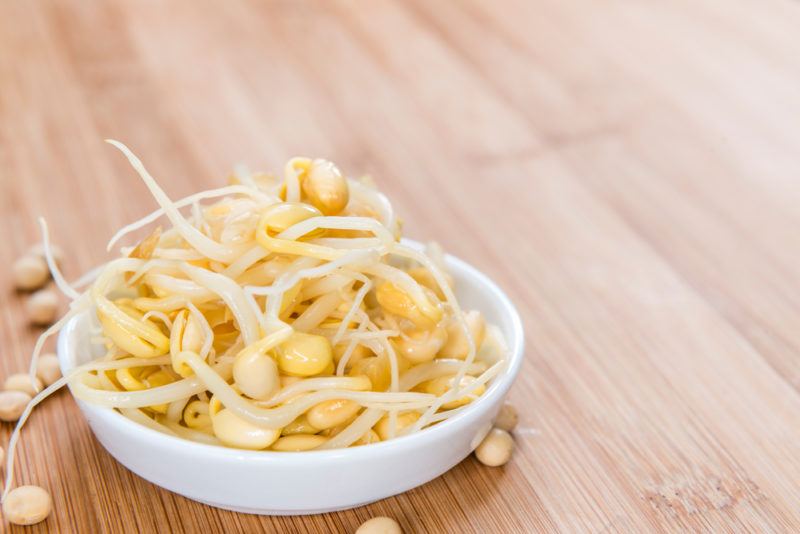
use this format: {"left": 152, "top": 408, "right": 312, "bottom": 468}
{"left": 356, "top": 516, "right": 402, "bottom": 534}
{"left": 475, "top": 428, "right": 514, "bottom": 467}
{"left": 276, "top": 332, "right": 332, "bottom": 377}
{"left": 424, "top": 375, "right": 485, "bottom": 410}
{"left": 211, "top": 408, "right": 280, "bottom": 450}
{"left": 306, "top": 399, "right": 361, "bottom": 430}
{"left": 302, "top": 159, "right": 349, "bottom": 215}
{"left": 4, "top": 373, "right": 43, "bottom": 396}
{"left": 374, "top": 412, "right": 420, "bottom": 441}
{"left": 2, "top": 485, "right": 52, "bottom": 525}
{"left": 27, "top": 289, "right": 60, "bottom": 326}
{"left": 12, "top": 256, "right": 49, "bottom": 291}
{"left": 27, "top": 242, "right": 64, "bottom": 265}
{"left": 271, "top": 434, "right": 327, "bottom": 451}
{"left": 393, "top": 327, "right": 447, "bottom": 364}
{"left": 438, "top": 310, "right": 485, "bottom": 359}
{"left": 494, "top": 402, "right": 518, "bottom": 432}
{"left": 36, "top": 353, "right": 62, "bottom": 386}
{"left": 0, "top": 390, "right": 31, "bottom": 422}
{"left": 234, "top": 350, "right": 279, "bottom": 400}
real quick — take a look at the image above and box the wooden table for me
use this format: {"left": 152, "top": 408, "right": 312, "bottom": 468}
{"left": 2, "top": 0, "right": 800, "bottom": 532}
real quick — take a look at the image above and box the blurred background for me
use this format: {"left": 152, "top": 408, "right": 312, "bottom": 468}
{"left": 2, "top": 1, "right": 800, "bottom": 532}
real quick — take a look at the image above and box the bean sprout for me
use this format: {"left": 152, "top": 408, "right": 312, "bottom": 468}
{"left": 4, "top": 143, "right": 509, "bottom": 500}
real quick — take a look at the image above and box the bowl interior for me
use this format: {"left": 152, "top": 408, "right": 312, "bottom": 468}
{"left": 58, "top": 240, "right": 524, "bottom": 457}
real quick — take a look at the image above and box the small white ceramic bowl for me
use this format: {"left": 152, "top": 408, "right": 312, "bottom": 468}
{"left": 57, "top": 246, "right": 524, "bottom": 515}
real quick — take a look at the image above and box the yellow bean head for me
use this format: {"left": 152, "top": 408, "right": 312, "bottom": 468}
{"left": 271, "top": 434, "right": 328, "bottom": 451}
{"left": 306, "top": 399, "right": 362, "bottom": 430}
{"left": 115, "top": 367, "right": 149, "bottom": 391}
{"left": 438, "top": 310, "right": 486, "bottom": 360}
{"left": 425, "top": 374, "right": 485, "bottom": 410}
{"left": 233, "top": 346, "right": 279, "bottom": 400}
{"left": 302, "top": 159, "right": 349, "bottom": 215}
{"left": 259, "top": 202, "right": 321, "bottom": 237}
{"left": 183, "top": 400, "right": 212, "bottom": 429}
{"left": 281, "top": 415, "right": 319, "bottom": 436}
{"left": 279, "top": 282, "right": 303, "bottom": 316}
{"left": 208, "top": 394, "right": 223, "bottom": 417}
{"left": 374, "top": 412, "right": 421, "bottom": 441}
{"left": 211, "top": 408, "right": 280, "bottom": 450}
{"left": 142, "top": 369, "right": 176, "bottom": 413}
{"left": 393, "top": 326, "right": 447, "bottom": 364}
{"left": 376, "top": 282, "right": 441, "bottom": 329}
{"left": 97, "top": 300, "right": 169, "bottom": 359}
{"left": 348, "top": 356, "right": 390, "bottom": 392}
{"left": 408, "top": 266, "right": 453, "bottom": 300}
{"left": 170, "top": 310, "right": 205, "bottom": 377}
{"left": 332, "top": 342, "right": 372, "bottom": 368}
{"left": 276, "top": 332, "right": 332, "bottom": 377}
{"left": 280, "top": 375, "right": 303, "bottom": 388}
{"left": 212, "top": 322, "right": 240, "bottom": 354}
{"left": 352, "top": 429, "right": 381, "bottom": 446}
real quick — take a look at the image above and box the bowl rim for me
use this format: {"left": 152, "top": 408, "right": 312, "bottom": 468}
{"left": 57, "top": 244, "right": 525, "bottom": 464}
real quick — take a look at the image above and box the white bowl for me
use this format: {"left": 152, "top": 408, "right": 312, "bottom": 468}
{"left": 57, "top": 247, "right": 524, "bottom": 515}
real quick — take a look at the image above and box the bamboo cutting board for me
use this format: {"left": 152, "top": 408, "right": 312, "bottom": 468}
{"left": 2, "top": 0, "right": 800, "bottom": 532}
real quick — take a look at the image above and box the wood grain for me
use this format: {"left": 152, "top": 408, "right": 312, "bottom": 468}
{"left": 2, "top": 0, "right": 800, "bottom": 532}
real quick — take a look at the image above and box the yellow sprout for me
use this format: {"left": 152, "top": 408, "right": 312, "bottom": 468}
{"left": 115, "top": 367, "right": 152, "bottom": 391}
{"left": 259, "top": 202, "right": 322, "bottom": 237}
{"left": 142, "top": 370, "right": 176, "bottom": 413}
{"left": 97, "top": 300, "right": 169, "bottom": 358}
{"left": 169, "top": 309, "right": 205, "bottom": 377}
{"left": 127, "top": 226, "right": 162, "bottom": 261}
{"left": 255, "top": 202, "right": 344, "bottom": 260}
{"left": 116, "top": 366, "right": 173, "bottom": 413}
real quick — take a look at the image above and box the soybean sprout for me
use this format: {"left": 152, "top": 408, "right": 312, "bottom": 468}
{"left": 3, "top": 142, "right": 509, "bottom": 501}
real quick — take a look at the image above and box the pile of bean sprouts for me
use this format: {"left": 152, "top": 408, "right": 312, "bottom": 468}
{"left": 3, "top": 140, "right": 508, "bottom": 499}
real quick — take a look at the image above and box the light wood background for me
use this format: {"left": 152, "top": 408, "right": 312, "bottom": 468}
{"left": 2, "top": 0, "right": 800, "bottom": 532}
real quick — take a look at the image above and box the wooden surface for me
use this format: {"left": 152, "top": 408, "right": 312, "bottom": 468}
{"left": 2, "top": 0, "right": 800, "bottom": 532}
